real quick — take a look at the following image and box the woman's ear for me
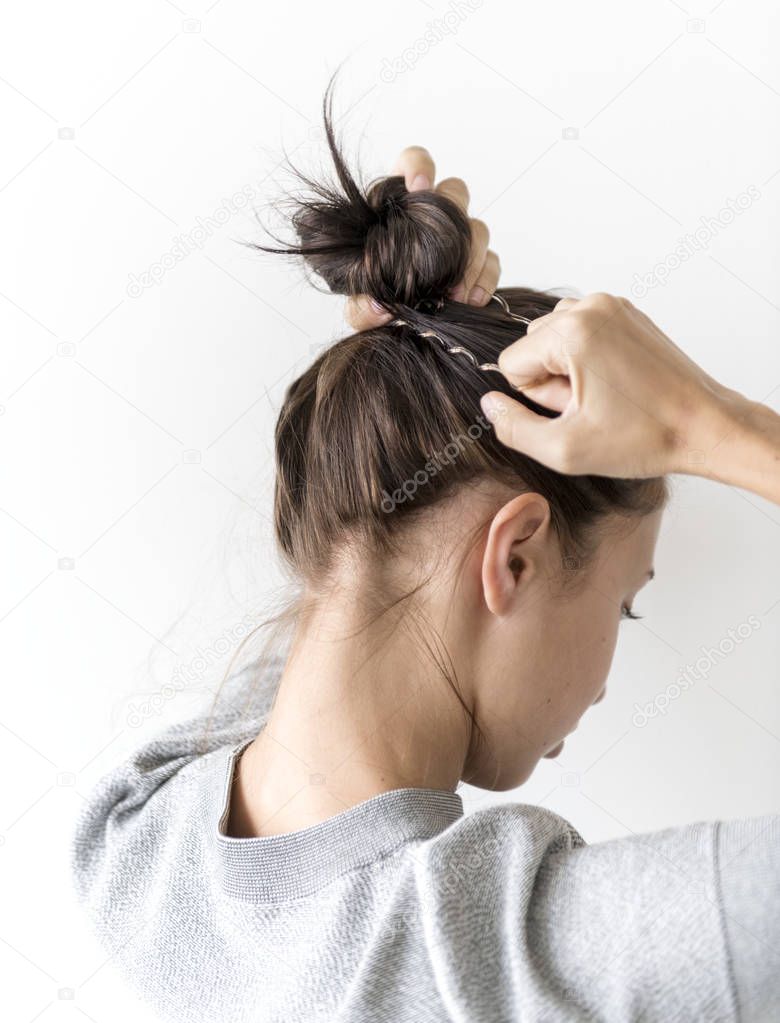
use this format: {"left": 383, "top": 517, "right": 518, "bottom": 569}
{"left": 482, "top": 494, "right": 552, "bottom": 617}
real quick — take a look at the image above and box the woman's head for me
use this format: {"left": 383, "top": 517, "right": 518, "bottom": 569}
{"left": 257, "top": 90, "right": 667, "bottom": 790}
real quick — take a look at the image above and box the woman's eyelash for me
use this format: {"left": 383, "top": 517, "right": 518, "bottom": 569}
{"left": 621, "top": 606, "right": 643, "bottom": 620}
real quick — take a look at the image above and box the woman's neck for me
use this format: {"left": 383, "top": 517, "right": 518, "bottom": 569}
{"left": 227, "top": 597, "right": 476, "bottom": 838}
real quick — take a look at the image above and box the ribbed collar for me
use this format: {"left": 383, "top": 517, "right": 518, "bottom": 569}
{"left": 212, "top": 739, "right": 465, "bottom": 902}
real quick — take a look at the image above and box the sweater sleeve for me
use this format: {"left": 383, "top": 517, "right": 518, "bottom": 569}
{"left": 717, "top": 815, "right": 780, "bottom": 1021}
{"left": 524, "top": 814, "right": 780, "bottom": 1022}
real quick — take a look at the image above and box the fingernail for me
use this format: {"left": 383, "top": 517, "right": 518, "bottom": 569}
{"left": 450, "top": 283, "right": 466, "bottom": 303}
{"left": 480, "top": 393, "right": 501, "bottom": 423}
{"left": 468, "top": 286, "right": 487, "bottom": 306}
{"left": 411, "top": 174, "right": 431, "bottom": 191}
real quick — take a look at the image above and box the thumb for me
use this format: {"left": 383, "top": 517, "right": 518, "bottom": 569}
{"left": 480, "top": 392, "right": 566, "bottom": 470}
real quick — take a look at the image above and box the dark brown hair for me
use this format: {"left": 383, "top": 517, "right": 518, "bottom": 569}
{"left": 198, "top": 86, "right": 669, "bottom": 761}
{"left": 255, "top": 85, "right": 666, "bottom": 590}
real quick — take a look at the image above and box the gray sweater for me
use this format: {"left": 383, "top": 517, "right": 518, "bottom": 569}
{"left": 71, "top": 661, "right": 780, "bottom": 1022}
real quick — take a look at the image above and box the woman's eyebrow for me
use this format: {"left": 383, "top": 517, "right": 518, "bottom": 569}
{"left": 646, "top": 568, "right": 655, "bottom": 581}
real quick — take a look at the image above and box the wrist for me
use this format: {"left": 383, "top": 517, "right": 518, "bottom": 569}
{"left": 669, "top": 381, "right": 738, "bottom": 478}
{"left": 687, "top": 387, "right": 780, "bottom": 498}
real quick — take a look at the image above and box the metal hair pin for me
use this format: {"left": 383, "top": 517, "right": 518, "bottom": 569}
{"left": 489, "top": 292, "right": 533, "bottom": 325}
{"left": 390, "top": 292, "right": 532, "bottom": 389}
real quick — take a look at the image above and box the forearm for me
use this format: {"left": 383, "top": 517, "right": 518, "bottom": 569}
{"left": 687, "top": 389, "right": 780, "bottom": 504}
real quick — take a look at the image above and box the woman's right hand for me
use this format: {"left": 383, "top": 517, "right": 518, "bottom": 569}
{"left": 481, "top": 292, "right": 780, "bottom": 503}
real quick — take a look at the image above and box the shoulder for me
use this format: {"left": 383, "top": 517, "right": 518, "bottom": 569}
{"left": 406, "top": 802, "right": 753, "bottom": 1020}
{"left": 409, "top": 800, "right": 585, "bottom": 923}
{"left": 421, "top": 800, "right": 584, "bottom": 873}
{"left": 70, "top": 658, "right": 282, "bottom": 923}
{"left": 418, "top": 800, "right": 723, "bottom": 914}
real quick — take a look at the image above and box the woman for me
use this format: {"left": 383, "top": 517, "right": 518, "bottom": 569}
{"left": 72, "top": 97, "right": 780, "bottom": 1022}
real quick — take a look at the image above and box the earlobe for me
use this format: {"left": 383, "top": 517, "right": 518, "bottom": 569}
{"left": 481, "top": 494, "right": 551, "bottom": 617}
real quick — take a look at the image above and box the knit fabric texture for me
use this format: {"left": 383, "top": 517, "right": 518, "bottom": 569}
{"left": 71, "top": 661, "right": 780, "bottom": 1022}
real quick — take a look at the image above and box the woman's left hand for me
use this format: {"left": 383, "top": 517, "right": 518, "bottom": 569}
{"left": 345, "top": 146, "right": 500, "bottom": 331}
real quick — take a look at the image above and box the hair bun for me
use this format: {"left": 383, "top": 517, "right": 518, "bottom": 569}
{"left": 258, "top": 88, "right": 472, "bottom": 311}
{"left": 355, "top": 176, "right": 471, "bottom": 308}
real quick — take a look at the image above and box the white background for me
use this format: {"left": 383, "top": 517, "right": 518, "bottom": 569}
{"left": 2, "top": 0, "right": 779, "bottom": 1019}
